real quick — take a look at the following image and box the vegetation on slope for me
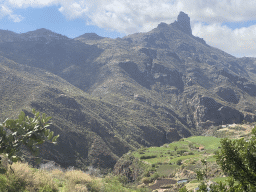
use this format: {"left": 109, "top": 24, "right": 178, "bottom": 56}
{"left": 1, "top": 109, "right": 256, "bottom": 191}
{"left": 114, "top": 122, "right": 256, "bottom": 191}
{"left": 0, "top": 56, "right": 190, "bottom": 170}
{"left": 0, "top": 156, "right": 150, "bottom": 192}
{"left": 0, "top": 110, "right": 150, "bottom": 191}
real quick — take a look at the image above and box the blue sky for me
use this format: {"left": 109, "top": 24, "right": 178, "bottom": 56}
{"left": 0, "top": 6, "right": 125, "bottom": 38}
{"left": 1, "top": 0, "right": 256, "bottom": 57}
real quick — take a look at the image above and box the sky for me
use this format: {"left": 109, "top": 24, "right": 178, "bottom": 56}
{"left": 0, "top": 0, "right": 256, "bottom": 58}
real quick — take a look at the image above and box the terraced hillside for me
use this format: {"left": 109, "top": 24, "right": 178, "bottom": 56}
{"left": 114, "top": 122, "right": 256, "bottom": 191}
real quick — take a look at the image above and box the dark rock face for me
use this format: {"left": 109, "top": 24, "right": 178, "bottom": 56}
{"left": 166, "top": 128, "right": 181, "bottom": 141}
{"left": 139, "top": 48, "right": 157, "bottom": 59}
{"left": 192, "top": 96, "right": 244, "bottom": 126}
{"left": 57, "top": 95, "right": 82, "bottom": 109}
{"left": 217, "top": 87, "right": 239, "bottom": 104}
{"left": 175, "top": 11, "right": 192, "bottom": 35}
{"left": 218, "top": 106, "right": 243, "bottom": 124}
{"left": 113, "top": 154, "right": 144, "bottom": 182}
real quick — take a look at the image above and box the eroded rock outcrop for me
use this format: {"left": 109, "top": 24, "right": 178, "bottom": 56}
{"left": 191, "top": 96, "right": 244, "bottom": 126}
{"left": 174, "top": 11, "right": 192, "bottom": 35}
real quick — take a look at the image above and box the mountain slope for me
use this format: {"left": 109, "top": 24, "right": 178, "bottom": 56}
{"left": 75, "top": 12, "right": 256, "bottom": 129}
{"left": 0, "top": 54, "right": 188, "bottom": 170}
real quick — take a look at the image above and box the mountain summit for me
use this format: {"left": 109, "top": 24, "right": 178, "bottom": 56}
{"left": 174, "top": 11, "right": 192, "bottom": 35}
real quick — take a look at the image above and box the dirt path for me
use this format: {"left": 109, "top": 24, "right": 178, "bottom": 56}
{"left": 148, "top": 178, "right": 176, "bottom": 190}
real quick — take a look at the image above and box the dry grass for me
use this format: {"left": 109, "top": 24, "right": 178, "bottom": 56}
{"left": 0, "top": 156, "right": 144, "bottom": 192}
{"left": 64, "top": 169, "right": 94, "bottom": 184}
{"left": 8, "top": 161, "right": 59, "bottom": 191}
{"left": 0, "top": 155, "right": 97, "bottom": 192}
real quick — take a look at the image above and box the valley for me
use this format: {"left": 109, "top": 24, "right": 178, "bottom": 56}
{"left": 1, "top": 11, "right": 256, "bottom": 191}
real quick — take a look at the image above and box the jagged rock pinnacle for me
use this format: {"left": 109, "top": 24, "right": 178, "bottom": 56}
{"left": 175, "top": 11, "right": 192, "bottom": 35}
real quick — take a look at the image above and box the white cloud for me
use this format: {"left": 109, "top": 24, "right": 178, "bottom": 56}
{"left": 193, "top": 23, "right": 256, "bottom": 57}
{"left": 59, "top": 2, "right": 88, "bottom": 20}
{"left": 7, "top": 0, "right": 60, "bottom": 8}
{"left": 2, "top": 0, "right": 256, "bottom": 57}
{"left": 4, "top": 0, "right": 256, "bottom": 34}
{"left": 0, "top": 5, "right": 23, "bottom": 22}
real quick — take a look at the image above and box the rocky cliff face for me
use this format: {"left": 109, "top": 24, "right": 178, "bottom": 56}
{"left": 1, "top": 12, "right": 256, "bottom": 169}
{"left": 173, "top": 11, "right": 192, "bottom": 35}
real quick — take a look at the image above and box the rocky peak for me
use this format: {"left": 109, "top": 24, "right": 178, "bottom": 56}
{"left": 19, "top": 28, "right": 68, "bottom": 42}
{"left": 76, "top": 33, "right": 104, "bottom": 40}
{"left": 173, "top": 11, "right": 192, "bottom": 35}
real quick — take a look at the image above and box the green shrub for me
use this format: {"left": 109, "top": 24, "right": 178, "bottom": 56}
{"left": 117, "top": 175, "right": 128, "bottom": 185}
{"left": 140, "top": 155, "right": 157, "bottom": 159}
{"left": 4, "top": 173, "right": 26, "bottom": 192}
{"left": 0, "top": 174, "right": 8, "bottom": 191}
{"left": 151, "top": 172, "right": 159, "bottom": 180}
{"left": 189, "top": 143, "right": 194, "bottom": 149}
{"left": 143, "top": 170, "right": 150, "bottom": 177}
{"left": 141, "top": 177, "right": 152, "bottom": 184}
{"left": 177, "top": 150, "right": 187, "bottom": 155}
{"left": 177, "top": 159, "right": 182, "bottom": 165}
{"left": 38, "top": 185, "right": 58, "bottom": 192}
{"left": 86, "top": 181, "right": 102, "bottom": 192}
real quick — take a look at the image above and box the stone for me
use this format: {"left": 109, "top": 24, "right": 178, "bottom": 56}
{"left": 176, "top": 11, "right": 192, "bottom": 35}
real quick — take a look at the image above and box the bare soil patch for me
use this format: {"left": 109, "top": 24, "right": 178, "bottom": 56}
{"left": 148, "top": 178, "right": 176, "bottom": 190}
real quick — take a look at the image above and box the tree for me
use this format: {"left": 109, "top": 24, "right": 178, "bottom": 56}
{"left": 193, "top": 127, "right": 256, "bottom": 191}
{"left": 214, "top": 127, "right": 256, "bottom": 191}
{"left": 0, "top": 109, "right": 59, "bottom": 166}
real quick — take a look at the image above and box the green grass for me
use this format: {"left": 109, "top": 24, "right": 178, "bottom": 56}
{"left": 156, "top": 164, "right": 178, "bottom": 176}
{"left": 185, "top": 136, "right": 221, "bottom": 150}
{"left": 133, "top": 136, "right": 221, "bottom": 167}
{"left": 212, "top": 177, "right": 230, "bottom": 183}
{"left": 129, "top": 135, "right": 225, "bottom": 188}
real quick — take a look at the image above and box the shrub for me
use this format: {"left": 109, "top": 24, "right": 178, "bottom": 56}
{"left": 177, "top": 159, "right": 182, "bottom": 165}
{"left": 117, "top": 175, "right": 128, "bottom": 185}
{"left": 151, "top": 172, "right": 159, "bottom": 180}
{"left": 141, "top": 177, "right": 152, "bottom": 184}
{"left": 189, "top": 143, "right": 194, "bottom": 149}
{"left": 177, "top": 150, "right": 187, "bottom": 155}
{"left": 86, "top": 180, "right": 102, "bottom": 192}
{"left": 140, "top": 155, "right": 157, "bottom": 160}
{"left": 143, "top": 170, "right": 150, "bottom": 177}
{"left": 0, "top": 174, "right": 8, "bottom": 191}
